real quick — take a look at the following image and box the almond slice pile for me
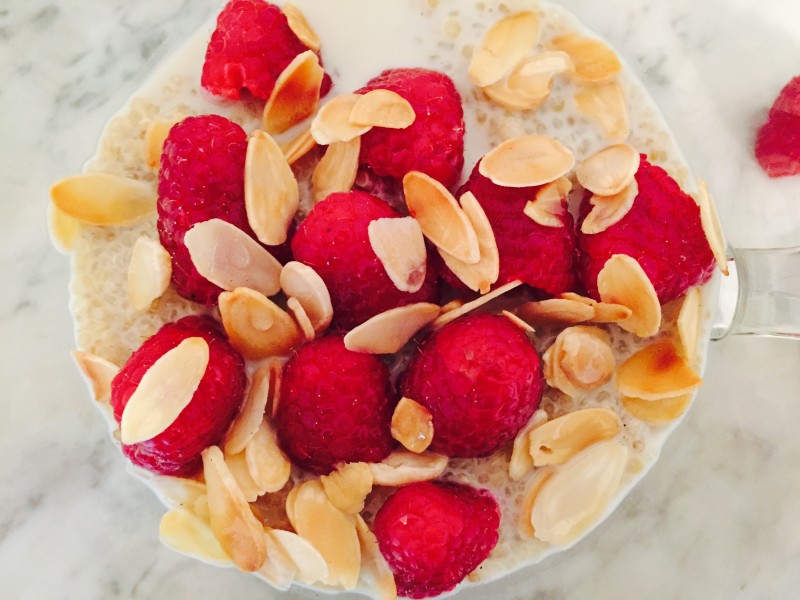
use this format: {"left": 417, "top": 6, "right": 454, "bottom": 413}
{"left": 127, "top": 236, "right": 172, "bottom": 311}
{"left": 258, "top": 529, "right": 297, "bottom": 590}
{"left": 320, "top": 462, "right": 374, "bottom": 514}
{"left": 245, "top": 419, "right": 291, "bottom": 495}
{"left": 597, "top": 254, "right": 661, "bottom": 337}
{"left": 72, "top": 350, "right": 119, "bottom": 403}
{"left": 581, "top": 179, "right": 639, "bottom": 235}
{"left": 344, "top": 303, "right": 440, "bottom": 354}
{"left": 617, "top": 339, "right": 702, "bottom": 400}
{"left": 560, "top": 292, "right": 632, "bottom": 323}
{"left": 479, "top": 135, "right": 575, "bottom": 188}
{"left": 369, "top": 450, "right": 448, "bottom": 486}
{"left": 549, "top": 33, "right": 621, "bottom": 85}
{"left": 432, "top": 279, "right": 522, "bottom": 329}
{"left": 528, "top": 408, "right": 621, "bottom": 466}
{"left": 574, "top": 81, "right": 630, "bottom": 141}
{"left": 268, "top": 528, "right": 330, "bottom": 585}
{"left": 310, "top": 94, "right": 372, "bottom": 145}
{"left": 484, "top": 51, "right": 573, "bottom": 111}
{"left": 368, "top": 217, "right": 428, "bottom": 293}
{"left": 518, "top": 467, "right": 555, "bottom": 538}
{"left": 312, "top": 136, "right": 361, "bottom": 203}
{"left": 263, "top": 50, "right": 324, "bottom": 135}
{"left": 354, "top": 515, "right": 397, "bottom": 600}
{"left": 286, "top": 297, "right": 316, "bottom": 341}
{"left": 542, "top": 326, "right": 616, "bottom": 397}
{"left": 517, "top": 298, "right": 595, "bottom": 326}
{"left": 279, "top": 261, "right": 333, "bottom": 333}
{"left": 50, "top": 173, "right": 156, "bottom": 226}
{"left": 576, "top": 144, "right": 640, "bottom": 196}
{"left": 523, "top": 177, "right": 572, "bottom": 228}
{"left": 159, "top": 507, "right": 231, "bottom": 566}
{"left": 468, "top": 11, "right": 540, "bottom": 87}
{"left": 391, "top": 397, "right": 434, "bottom": 453}
{"left": 350, "top": 89, "right": 416, "bottom": 129}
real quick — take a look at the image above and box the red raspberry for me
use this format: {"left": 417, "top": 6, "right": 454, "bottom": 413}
{"left": 356, "top": 68, "right": 465, "bottom": 190}
{"left": 291, "top": 190, "right": 438, "bottom": 330}
{"left": 274, "top": 335, "right": 395, "bottom": 474}
{"left": 755, "top": 76, "right": 800, "bottom": 177}
{"left": 110, "top": 316, "right": 246, "bottom": 476}
{"left": 201, "top": 0, "right": 332, "bottom": 101}
{"left": 373, "top": 481, "right": 501, "bottom": 599}
{"left": 157, "top": 115, "right": 289, "bottom": 305}
{"left": 577, "top": 157, "right": 716, "bottom": 303}
{"left": 454, "top": 162, "right": 576, "bottom": 295}
{"left": 401, "top": 313, "right": 543, "bottom": 458}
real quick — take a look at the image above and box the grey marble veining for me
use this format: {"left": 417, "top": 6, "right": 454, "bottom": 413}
{"left": 1, "top": 1, "right": 799, "bottom": 599}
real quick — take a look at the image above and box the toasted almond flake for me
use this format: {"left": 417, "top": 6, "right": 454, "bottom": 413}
{"left": 369, "top": 450, "right": 448, "bottom": 486}
{"left": 292, "top": 480, "right": 361, "bottom": 588}
{"left": 517, "top": 298, "right": 595, "bottom": 326}
{"left": 431, "top": 279, "right": 523, "bottom": 329}
{"left": 543, "top": 326, "right": 615, "bottom": 398}
{"left": 509, "top": 410, "right": 548, "bottom": 481}
{"left": 391, "top": 397, "right": 434, "bottom": 453}
{"left": 244, "top": 419, "right": 291, "bottom": 496}
{"left": 159, "top": 507, "right": 231, "bottom": 566}
{"left": 694, "top": 179, "right": 729, "bottom": 275}
{"left": 532, "top": 440, "right": 628, "bottom": 545}
{"left": 287, "top": 297, "right": 315, "bottom": 341}
{"left": 350, "top": 89, "right": 416, "bottom": 129}
{"left": 576, "top": 144, "right": 640, "bottom": 196}
{"left": 368, "top": 217, "right": 427, "bottom": 293}
{"left": 267, "top": 360, "right": 283, "bottom": 419}
{"left": 518, "top": 467, "right": 555, "bottom": 538}
{"left": 120, "top": 337, "right": 208, "bottom": 444}
{"left": 677, "top": 287, "right": 702, "bottom": 364}
{"left": 48, "top": 201, "right": 81, "bottom": 253}
{"left": 559, "top": 292, "right": 632, "bottom": 323}
{"left": 484, "top": 78, "right": 548, "bottom": 111}
{"left": 127, "top": 236, "right": 172, "bottom": 311}
{"left": 581, "top": 180, "right": 638, "bottom": 235}
{"left": 219, "top": 287, "right": 303, "bottom": 360}
{"left": 257, "top": 530, "right": 296, "bottom": 590}
{"left": 282, "top": 3, "right": 321, "bottom": 51}
{"left": 617, "top": 339, "right": 703, "bottom": 401}
{"left": 263, "top": 50, "right": 323, "bottom": 135}
{"left": 224, "top": 451, "right": 261, "bottom": 503}
{"left": 311, "top": 136, "right": 361, "bottom": 203}
{"left": 144, "top": 118, "right": 177, "bottom": 169}
{"left": 438, "top": 191, "right": 500, "bottom": 293}
{"left": 127, "top": 466, "right": 207, "bottom": 508}
{"left": 550, "top": 33, "right": 621, "bottom": 85}
{"left": 310, "top": 94, "right": 372, "bottom": 145}
{"left": 574, "top": 82, "right": 630, "bottom": 141}
{"left": 269, "top": 529, "right": 329, "bottom": 585}
{"left": 50, "top": 173, "right": 156, "bottom": 226}
{"left": 486, "top": 51, "right": 573, "bottom": 110}
{"left": 523, "top": 176, "right": 572, "bottom": 228}
{"left": 403, "top": 171, "right": 480, "bottom": 263}
{"left": 468, "top": 11, "right": 540, "bottom": 87}
{"left": 479, "top": 135, "right": 575, "bottom": 188}
{"left": 285, "top": 485, "right": 299, "bottom": 531}
{"left": 344, "top": 303, "right": 440, "bottom": 354}
{"left": 622, "top": 394, "right": 693, "bottom": 423}
{"left": 529, "top": 408, "right": 620, "bottom": 467}
{"left": 245, "top": 130, "right": 299, "bottom": 246}
{"left": 440, "top": 299, "right": 464, "bottom": 313}
{"left": 280, "top": 127, "right": 318, "bottom": 165}
{"left": 354, "top": 515, "right": 397, "bottom": 600}
{"left": 597, "top": 254, "right": 661, "bottom": 337}
{"left": 72, "top": 350, "right": 119, "bottom": 403}
{"left": 279, "top": 262, "right": 332, "bottom": 333}
{"left": 501, "top": 310, "right": 536, "bottom": 333}
{"left": 223, "top": 365, "right": 271, "bottom": 455}
{"left": 202, "top": 446, "right": 267, "bottom": 572}
{"left": 320, "top": 462, "right": 374, "bottom": 514}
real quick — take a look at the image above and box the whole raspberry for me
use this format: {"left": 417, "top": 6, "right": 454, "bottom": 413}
{"left": 201, "top": 0, "right": 332, "bottom": 101}
{"left": 755, "top": 76, "right": 800, "bottom": 177}
{"left": 110, "top": 316, "right": 246, "bottom": 476}
{"left": 356, "top": 68, "right": 465, "bottom": 190}
{"left": 157, "top": 115, "right": 289, "bottom": 305}
{"left": 577, "top": 157, "right": 715, "bottom": 303}
{"left": 373, "top": 481, "right": 501, "bottom": 599}
{"left": 291, "top": 190, "right": 438, "bottom": 330}
{"left": 275, "top": 335, "right": 395, "bottom": 474}
{"left": 454, "top": 162, "right": 576, "bottom": 295}
{"left": 401, "top": 313, "right": 542, "bottom": 458}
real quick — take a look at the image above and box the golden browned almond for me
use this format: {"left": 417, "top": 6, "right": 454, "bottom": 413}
{"left": 343, "top": 303, "right": 440, "bottom": 354}
{"left": 559, "top": 292, "right": 632, "bottom": 324}
{"left": 263, "top": 50, "right": 324, "bottom": 135}
{"left": 310, "top": 94, "right": 372, "bottom": 145}
{"left": 267, "top": 359, "right": 283, "bottom": 419}
{"left": 509, "top": 409, "right": 548, "bottom": 481}
{"left": 47, "top": 202, "right": 82, "bottom": 254}
{"left": 431, "top": 279, "right": 523, "bottom": 329}
{"left": 369, "top": 450, "right": 448, "bottom": 486}
{"left": 523, "top": 176, "right": 572, "bottom": 228}
{"left": 550, "top": 33, "right": 621, "bottom": 85}
{"left": 368, "top": 217, "right": 428, "bottom": 293}
{"left": 468, "top": 11, "right": 540, "bottom": 87}
{"left": 354, "top": 515, "right": 398, "bottom": 600}
{"left": 269, "top": 528, "right": 330, "bottom": 585}
{"left": 440, "top": 299, "right": 464, "bottom": 314}
{"left": 246, "top": 419, "right": 291, "bottom": 495}
{"left": 320, "top": 462, "right": 374, "bottom": 514}
{"left": 279, "top": 261, "right": 333, "bottom": 333}
{"left": 617, "top": 339, "right": 702, "bottom": 400}
{"left": 518, "top": 467, "right": 555, "bottom": 538}
{"left": 531, "top": 440, "right": 628, "bottom": 545}
{"left": 485, "top": 51, "right": 574, "bottom": 110}
{"left": 438, "top": 191, "right": 499, "bottom": 294}
{"left": 580, "top": 180, "right": 638, "bottom": 235}
{"left": 597, "top": 254, "right": 661, "bottom": 337}
{"left": 484, "top": 78, "right": 548, "bottom": 111}
{"left": 403, "top": 171, "right": 480, "bottom": 263}
{"left": 287, "top": 297, "right": 315, "bottom": 341}
{"left": 223, "top": 365, "right": 271, "bottom": 455}
{"left": 224, "top": 451, "right": 262, "bottom": 503}
{"left": 144, "top": 117, "right": 178, "bottom": 169}
{"left": 257, "top": 529, "right": 297, "bottom": 590}
{"left": 677, "top": 287, "right": 702, "bottom": 364}
{"left": 159, "top": 507, "right": 231, "bottom": 566}
{"left": 391, "top": 397, "right": 434, "bottom": 453}
{"left": 516, "top": 298, "right": 595, "bottom": 326}
{"left": 501, "top": 310, "right": 536, "bottom": 333}
{"left": 127, "top": 236, "right": 172, "bottom": 311}
{"left": 282, "top": 3, "right": 321, "bottom": 51}
{"left": 280, "top": 126, "right": 318, "bottom": 165}
{"left": 50, "top": 173, "right": 156, "bottom": 226}
{"left": 574, "top": 82, "right": 630, "bottom": 141}
{"left": 202, "top": 446, "right": 267, "bottom": 571}
{"left": 311, "top": 136, "right": 361, "bottom": 203}
{"left": 218, "top": 287, "right": 303, "bottom": 360}
{"left": 350, "top": 89, "right": 416, "bottom": 129}
{"left": 576, "top": 144, "right": 640, "bottom": 196}
{"left": 544, "top": 326, "right": 616, "bottom": 398}
{"left": 119, "top": 337, "right": 208, "bottom": 444}
{"left": 479, "top": 135, "right": 575, "bottom": 188}
{"left": 128, "top": 468, "right": 207, "bottom": 508}
{"left": 72, "top": 350, "right": 119, "bottom": 403}
{"left": 694, "top": 179, "right": 729, "bottom": 275}
{"left": 529, "top": 407, "right": 620, "bottom": 466}
{"left": 622, "top": 394, "right": 693, "bottom": 423}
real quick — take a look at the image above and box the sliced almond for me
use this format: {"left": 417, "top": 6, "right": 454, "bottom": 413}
{"left": 287, "top": 297, "right": 315, "bottom": 341}
{"left": 523, "top": 176, "right": 572, "bottom": 228}
{"left": 440, "top": 299, "right": 464, "bottom": 314}
{"left": 531, "top": 440, "right": 628, "bottom": 545}
{"left": 574, "top": 82, "right": 630, "bottom": 141}
{"left": 269, "top": 529, "right": 330, "bottom": 584}
{"left": 282, "top": 3, "right": 321, "bottom": 52}
{"left": 47, "top": 201, "right": 82, "bottom": 253}
{"left": 350, "top": 89, "right": 416, "bottom": 129}
{"left": 245, "top": 130, "right": 299, "bottom": 246}
{"left": 560, "top": 292, "right": 632, "bottom": 324}
{"left": 431, "top": 279, "right": 522, "bottom": 329}
{"left": 597, "top": 254, "right": 661, "bottom": 337}
{"left": 310, "top": 94, "right": 372, "bottom": 145}
{"left": 127, "top": 467, "right": 207, "bottom": 508}
{"left": 50, "top": 173, "right": 156, "bottom": 225}
{"left": 344, "top": 303, "right": 440, "bottom": 354}
{"left": 576, "top": 144, "right": 640, "bottom": 196}
{"left": 529, "top": 408, "right": 620, "bottom": 467}
{"left": 280, "top": 126, "right": 318, "bottom": 165}
{"left": 159, "top": 507, "right": 231, "bottom": 566}
{"left": 509, "top": 409, "right": 548, "bottom": 481}
{"left": 478, "top": 135, "right": 575, "bottom": 188}
{"left": 279, "top": 262, "right": 333, "bottom": 333}
{"left": 484, "top": 78, "right": 548, "bottom": 111}
{"left": 501, "top": 310, "right": 536, "bottom": 333}
{"left": 144, "top": 118, "right": 177, "bottom": 169}
{"left": 354, "top": 515, "right": 397, "bottom": 600}
{"left": 391, "top": 397, "right": 434, "bottom": 453}
{"left": 403, "top": 171, "right": 480, "bottom": 263}
{"left": 550, "top": 33, "right": 621, "bottom": 85}
{"left": 486, "top": 51, "right": 573, "bottom": 110}
{"left": 263, "top": 50, "right": 323, "bottom": 135}
{"left": 320, "top": 462, "right": 374, "bottom": 514}
{"left": 438, "top": 191, "right": 500, "bottom": 293}
{"left": 202, "top": 446, "right": 267, "bottom": 572}
{"left": 369, "top": 450, "right": 448, "bottom": 486}
{"left": 580, "top": 180, "right": 638, "bottom": 235}
{"left": 519, "top": 467, "right": 555, "bottom": 538}
{"left": 245, "top": 419, "right": 291, "bottom": 495}
{"left": 119, "top": 337, "right": 208, "bottom": 444}
{"left": 219, "top": 287, "right": 303, "bottom": 360}
{"left": 72, "top": 350, "right": 119, "bottom": 403}
{"left": 543, "top": 326, "right": 615, "bottom": 397}
{"left": 268, "top": 360, "right": 283, "bottom": 419}
{"left": 127, "top": 236, "right": 172, "bottom": 311}
{"left": 516, "top": 298, "right": 595, "bottom": 326}
{"left": 368, "top": 217, "right": 427, "bottom": 293}
{"left": 311, "top": 136, "right": 361, "bottom": 203}
{"left": 695, "top": 179, "right": 729, "bottom": 275}
{"left": 617, "top": 339, "right": 702, "bottom": 401}
{"left": 223, "top": 365, "right": 271, "bottom": 456}
{"left": 622, "top": 394, "right": 693, "bottom": 423}
{"left": 468, "top": 11, "right": 540, "bottom": 87}
{"left": 257, "top": 529, "right": 296, "bottom": 590}
{"left": 677, "top": 287, "right": 702, "bottom": 364}
{"left": 224, "top": 451, "right": 262, "bottom": 503}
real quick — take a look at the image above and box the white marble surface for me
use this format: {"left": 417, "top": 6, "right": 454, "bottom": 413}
{"left": 2, "top": 1, "right": 800, "bottom": 599}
